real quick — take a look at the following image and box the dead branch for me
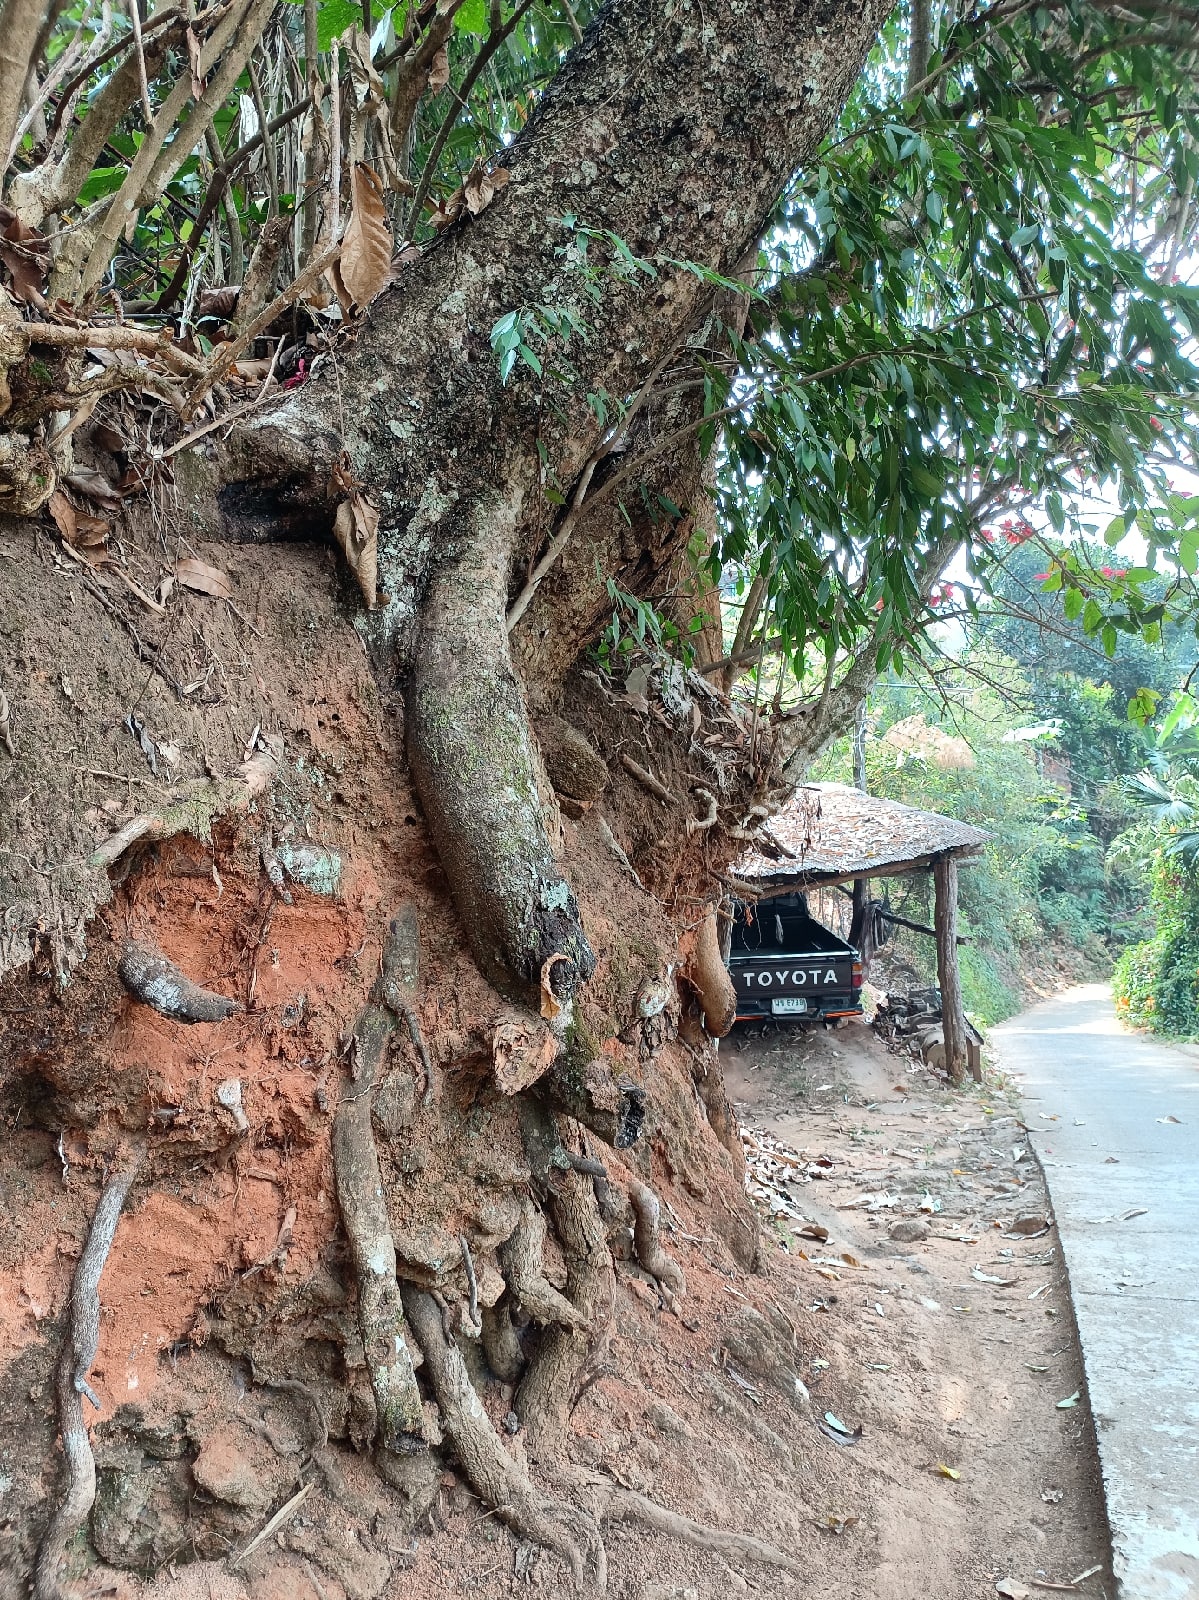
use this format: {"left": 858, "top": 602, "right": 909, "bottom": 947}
{"left": 401, "top": 1285, "right": 605, "bottom": 1591}
{"left": 118, "top": 939, "right": 241, "bottom": 1024}
{"left": 628, "top": 1182, "right": 686, "bottom": 1298}
{"left": 333, "top": 994, "right": 427, "bottom": 1456}
{"left": 685, "top": 785, "right": 718, "bottom": 834}
{"left": 89, "top": 735, "right": 281, "bottom": 870}
{"left": 20, "top": 319, "right": 207, "bottom": 376}
{"left": 34, "top": 1147, "right": 143, "bottom": 1600}
{"left": 619, "top": 752, "right": 676, "bottom": 805}
{"left": 562, "top": 1463, "right": 804, "bottom": 1576}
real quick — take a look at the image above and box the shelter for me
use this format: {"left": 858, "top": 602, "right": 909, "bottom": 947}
{"left": 737, "top": 783, "right": 991, "bottom": 1081}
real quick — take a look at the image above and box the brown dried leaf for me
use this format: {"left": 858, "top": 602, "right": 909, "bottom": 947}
{"left": 427, "top": 45, "right": 449, "bottom": 93}
{"left": 463, "top": 161, "right": 509, "bottom": 217}
{"left": 332, "top": 491, "right": 379, "bottom": 608}
{"left": 340, "top": 163, "right": 393, "bottom": 310}
{"left": 0, "top": 209, "right": 49, "bottom": 308}
{"left": 73, "top": 510, "right": 111, "bottom": 549}
{"left": 197, "top": 285, "right": 241, "bottom": 323}
{"left": 47, "top": 489, "right": 77, "bottom": 545}
{"left": 492, "top": 1011, "right": 559, "bottom": 1095}
{"left": 90, "top": 421, "right": 126, "bottom": 456}
{"left": 539, "top": 952, "right": 569, "bottom": 1021}
{"left": 175, "top": 556, "right": 233, "bottom": 599}
{"left": 63, "top": 467, "right": 122, "bottom": 511}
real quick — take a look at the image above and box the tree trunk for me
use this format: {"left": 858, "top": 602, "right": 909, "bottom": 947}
{"left": 934, "top": 852, "right": 965, "bottom": 1083}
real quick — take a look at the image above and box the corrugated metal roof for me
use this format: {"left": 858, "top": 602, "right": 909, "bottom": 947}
{"left": 738, "top": 782, "right": 991, "bottom": 885}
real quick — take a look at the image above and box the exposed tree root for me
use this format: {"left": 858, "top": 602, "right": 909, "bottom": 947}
{"left": 515, "top": 1171, "right": 614, "bottom": 1455}
{"left": 480, "top": 1299, "right": 526, "bottom": 1383}
{"left": 684, "top": 909, "right": 737, "bottom": 1038}
{"left": 401, "top": 1286, "right": 606, "bottom": 1592}
{"left": 501, "top": 1198, "right": 588, "bottom": 1330}
{"left": 89, "top": 736, "right": 281, "bottom": 870}
{"left": 35, "top": 1147, "right": 144, "bottom": 1600}
{"left": 406, "top": 530, "right": 595, "bottom": 1005}
{"left": 377, "top": 901, "right": 438, "bottom": 1106}
{"left": 543, "top": 1057, "right": 646, "bottom": 1150}
{"left": 628, "top": 1182, "right": 686, "bottom": 1298}
{"left": 118, "top": 939, "right": 240, "bottom": 1023}
{"left": 562, "top": 1464, "right": 804, "bottom": 1576}
{"left": 333, "top": 979, "right": 426, "bottom": 1456}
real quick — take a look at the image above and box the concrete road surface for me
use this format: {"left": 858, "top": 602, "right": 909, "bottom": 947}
{"left": 993, "top": 985, "right": 1199, "bottom": 1600}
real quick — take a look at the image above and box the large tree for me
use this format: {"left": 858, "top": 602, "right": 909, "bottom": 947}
{"left": 0, "top": 0, "right": 1196, "bottom": 1587}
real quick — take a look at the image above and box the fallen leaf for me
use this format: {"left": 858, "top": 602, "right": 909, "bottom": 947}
{"left": 1156, "top": 1115, "right": 1182, "bottom": 1125}
{"left": 64, "top": 467, "right": 123, "bottom": 511}
{"left": 1055, "top": 1390, "right": 1080, "bottom": 1409}
{"left": 797, "top": 1222, "right": 829, "bottom": 1243}
{"left": 995, "top": 1581, "right": 1030, "bottom": 1599}
{"left": 125, "top": 713, "right": 158, "bottom": 776}
{"left": 332, "top": 491, "right": 379, "bottom": 608}
{"left": 816, "top": 1414, "right": 862, "bottom": 1447}
{"left": 197, "top": 285, "right": 241, "bottom": 323}
{"left": 176, "top": 557, "right": 233, "bottom": 599}
{"left": 539, "top": 952, "right": 568, "bottom": 1022}
{"left": 0, "top": 208, "right": 49, "bottom": 306}
{"left": 815, "top": 1513, "right": 859, "bottom": 1535}
{"left": 1040, "top": 1486, "right": 1064, "bottom": 1504}
{"left": 934, "top": 1463, "right": 960, "bottom": 1480}
{"left": 1010, "top": 1214, "right": 1049, "bottom": 1235}
{"left": 1120, "top": 1207, "right": 1148, "bottom": 1222}
{"left": 822, "top": 1412, "right": 857, "bottom": 1436}
{"left": 340, "top": 162, "right": 392, "bottom": 309}
{"left": 971, "top": 1266, "right": 1018, "bottom": 1286}
{"left": 47, "top": 490, "right": 77, "bottom": 544}
{"left": 463, "top": 160, "right": 510, "bottom": 216}
{"left": 1070, "top": 1565, "right": 1103, "bottom": 1585}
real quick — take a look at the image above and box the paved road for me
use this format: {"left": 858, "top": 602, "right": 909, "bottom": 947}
{"left": 993, "top": 986, "right": 1199, "bottom": 1600}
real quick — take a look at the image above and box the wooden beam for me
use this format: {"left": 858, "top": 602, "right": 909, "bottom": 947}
{"left": 933, "top": 854, "right": 966, "bottom": 1084}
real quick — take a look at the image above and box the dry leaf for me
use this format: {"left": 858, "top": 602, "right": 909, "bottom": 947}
{"left": 333, "top": 491, "right": 379, "bottom": 608}
{"left": 995, "top": 1582, "right": 1030, "bottom": 1599}
{"left": 492, "top": 1011, "right": 558, "bottom": 1095}
{"left": 0, "top": 207, "right": 49, "bottom": 307}
{"left": 463, "top": 161, "right": 510, "bottom": 216}
{"left": 540, "top": 952, "right": 569, "bottom": 1021}
{"left": 176, "top": 557, "right": 233, "bottom": 599}
{"left": 934, "top": 1463, "right": 960, "bottom": 1480}
{"left": 197, "top": 285, "right": 241, "bottom": 323}
{"left": 427, "top": 45, "right": 449, "bottom": 93}
{"left": 340, "top": 163, "right": 393, "bottom": 310}
{"left": 47, "top": 489, "right": 77, "bottom": 545}
{"left": 64, "top": 466, "right": 123, "bottom": 511}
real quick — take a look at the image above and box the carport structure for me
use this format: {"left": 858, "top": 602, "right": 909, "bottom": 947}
{"left": 737, "top": 783, "right": 991, "bottom": 1081}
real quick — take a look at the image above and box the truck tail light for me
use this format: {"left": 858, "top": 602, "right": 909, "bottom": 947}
{"left": 851, "top": 960, "right": 863, "bottom": 988}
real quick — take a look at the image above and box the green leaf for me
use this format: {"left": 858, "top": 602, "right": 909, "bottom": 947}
{"left": 317, "top": 0, "right": 361, "bottom": 49}
{"left": 453, "top": 0, "right": 488, "bottom": 33}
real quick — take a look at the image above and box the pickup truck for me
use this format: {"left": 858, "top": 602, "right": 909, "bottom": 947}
{"left": 727, "top": 892, "right": 864, "bottom": 1023}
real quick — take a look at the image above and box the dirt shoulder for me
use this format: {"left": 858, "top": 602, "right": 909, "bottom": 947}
{"left": 721, "top": 1016, "right": 1115, "bottom": 1600}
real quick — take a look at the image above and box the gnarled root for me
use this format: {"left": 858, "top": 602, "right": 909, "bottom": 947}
{"left": 35, "top": 1147, "right": 144, "bottom": 1600}
{"left": 481, "top": 1298, "right": 526, "bottom": 1383}
{"left": 401, "top": 1286, "right": 606, "bottom": 1592}
{"left": 685, "top": 909, "right": 737, "bottom": 1037}
{"left": 561, "top": 1463, "right": 804, "bottom": 1577}
{"left": 406, "top": 528, "right": 595, "bottom": 1006}
{"left": 91, "top": 736, "right": 281, "bottom": 870}
{"left": 628, "top": 1182, "right": 686, "bottom": 1299}
{"left": 333, "top": 995, "right": 426, "bottom": 1456}
{"left": 378, "top": 901, "right": 438, "bottom": 1106}
{"left": 515, "top": 1172, "right": 614, "bottom": 1455}
{"left": 501, "top": 1198, "right": 588, "bottom": 1330}
{"left": 118, "top": 939, "right": 241, "bottom": 1024}
{"left": 543, "top": 1057, "right": 646, "bottom": 1150}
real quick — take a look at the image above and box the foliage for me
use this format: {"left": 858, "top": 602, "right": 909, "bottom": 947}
{"left": 1113, "top": 856, "right": 1199, "bottom": 1035}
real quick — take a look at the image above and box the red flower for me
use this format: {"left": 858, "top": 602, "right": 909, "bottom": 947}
{"left": 1033, "top": 572, "right": 1049, "bottom": 581}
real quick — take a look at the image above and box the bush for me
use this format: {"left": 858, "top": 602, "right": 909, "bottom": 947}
{"left": 1113, "top": 858, "right": 1199, "bottom": 1036}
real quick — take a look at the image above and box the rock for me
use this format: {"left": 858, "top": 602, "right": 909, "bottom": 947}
{"left": 191, "top": 1430, "right": 270, "bottom": 1515}
{"left": 1011, "top": 1213, "right": 1049, "bottom": 1234}
{"left": 890, "top": 1219, "right": 931, "bottom": 1244}
{"left": 538, "top": 716, "right": 609, "bottom": 802}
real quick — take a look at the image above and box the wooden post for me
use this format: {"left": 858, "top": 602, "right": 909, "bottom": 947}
{"left": 933, "top": 853, "right": 965, "bottom": 1084}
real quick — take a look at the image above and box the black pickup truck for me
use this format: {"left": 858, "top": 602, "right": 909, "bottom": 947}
{"left": 727, "top": 893, "right": 864, "bottom": 1024}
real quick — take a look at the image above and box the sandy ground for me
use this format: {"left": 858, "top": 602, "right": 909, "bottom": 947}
{"left": 721, "top": 1014, "right": 1115, "bottom": 1600}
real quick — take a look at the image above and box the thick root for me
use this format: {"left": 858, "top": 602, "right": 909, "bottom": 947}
{"left": 543, "top": 1057, "right": 646, "bottom": 1150}
{"left": 501, "top": 1198, "right": 588, "bottom": 1329}
{"left": 629, "top": 1182, "right": 686, "bottom": 1298}
{"left": 515, "top": 1171, "right": 614, "bottom": 1455}
{"left": 35, "top": 1148, "right": 143, "bottom": 1600}
{"left": 685, "top": 910, "right": 737, "bottom": 1037}
{"left": 118, "top": 939, "right": 241, "bottom": 1024}
{"left": 402, "top": 1286, "right": 606, "bottom": 1592}
{"left": 407, "top": 530, "right": 595, "bottom": 1005}
{"left": 562, "top": 1463, "right": 804, "bottom": 1576}
{"left": 333, "top": 994, "right": 426, "bottom": 1455}
{"left": 481, "top": 1299, "right": 526, "bottom": 1383}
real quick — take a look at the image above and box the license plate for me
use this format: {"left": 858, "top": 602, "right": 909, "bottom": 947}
{"left": 772, "top": 997, "right": 808, "bottom": 1016}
